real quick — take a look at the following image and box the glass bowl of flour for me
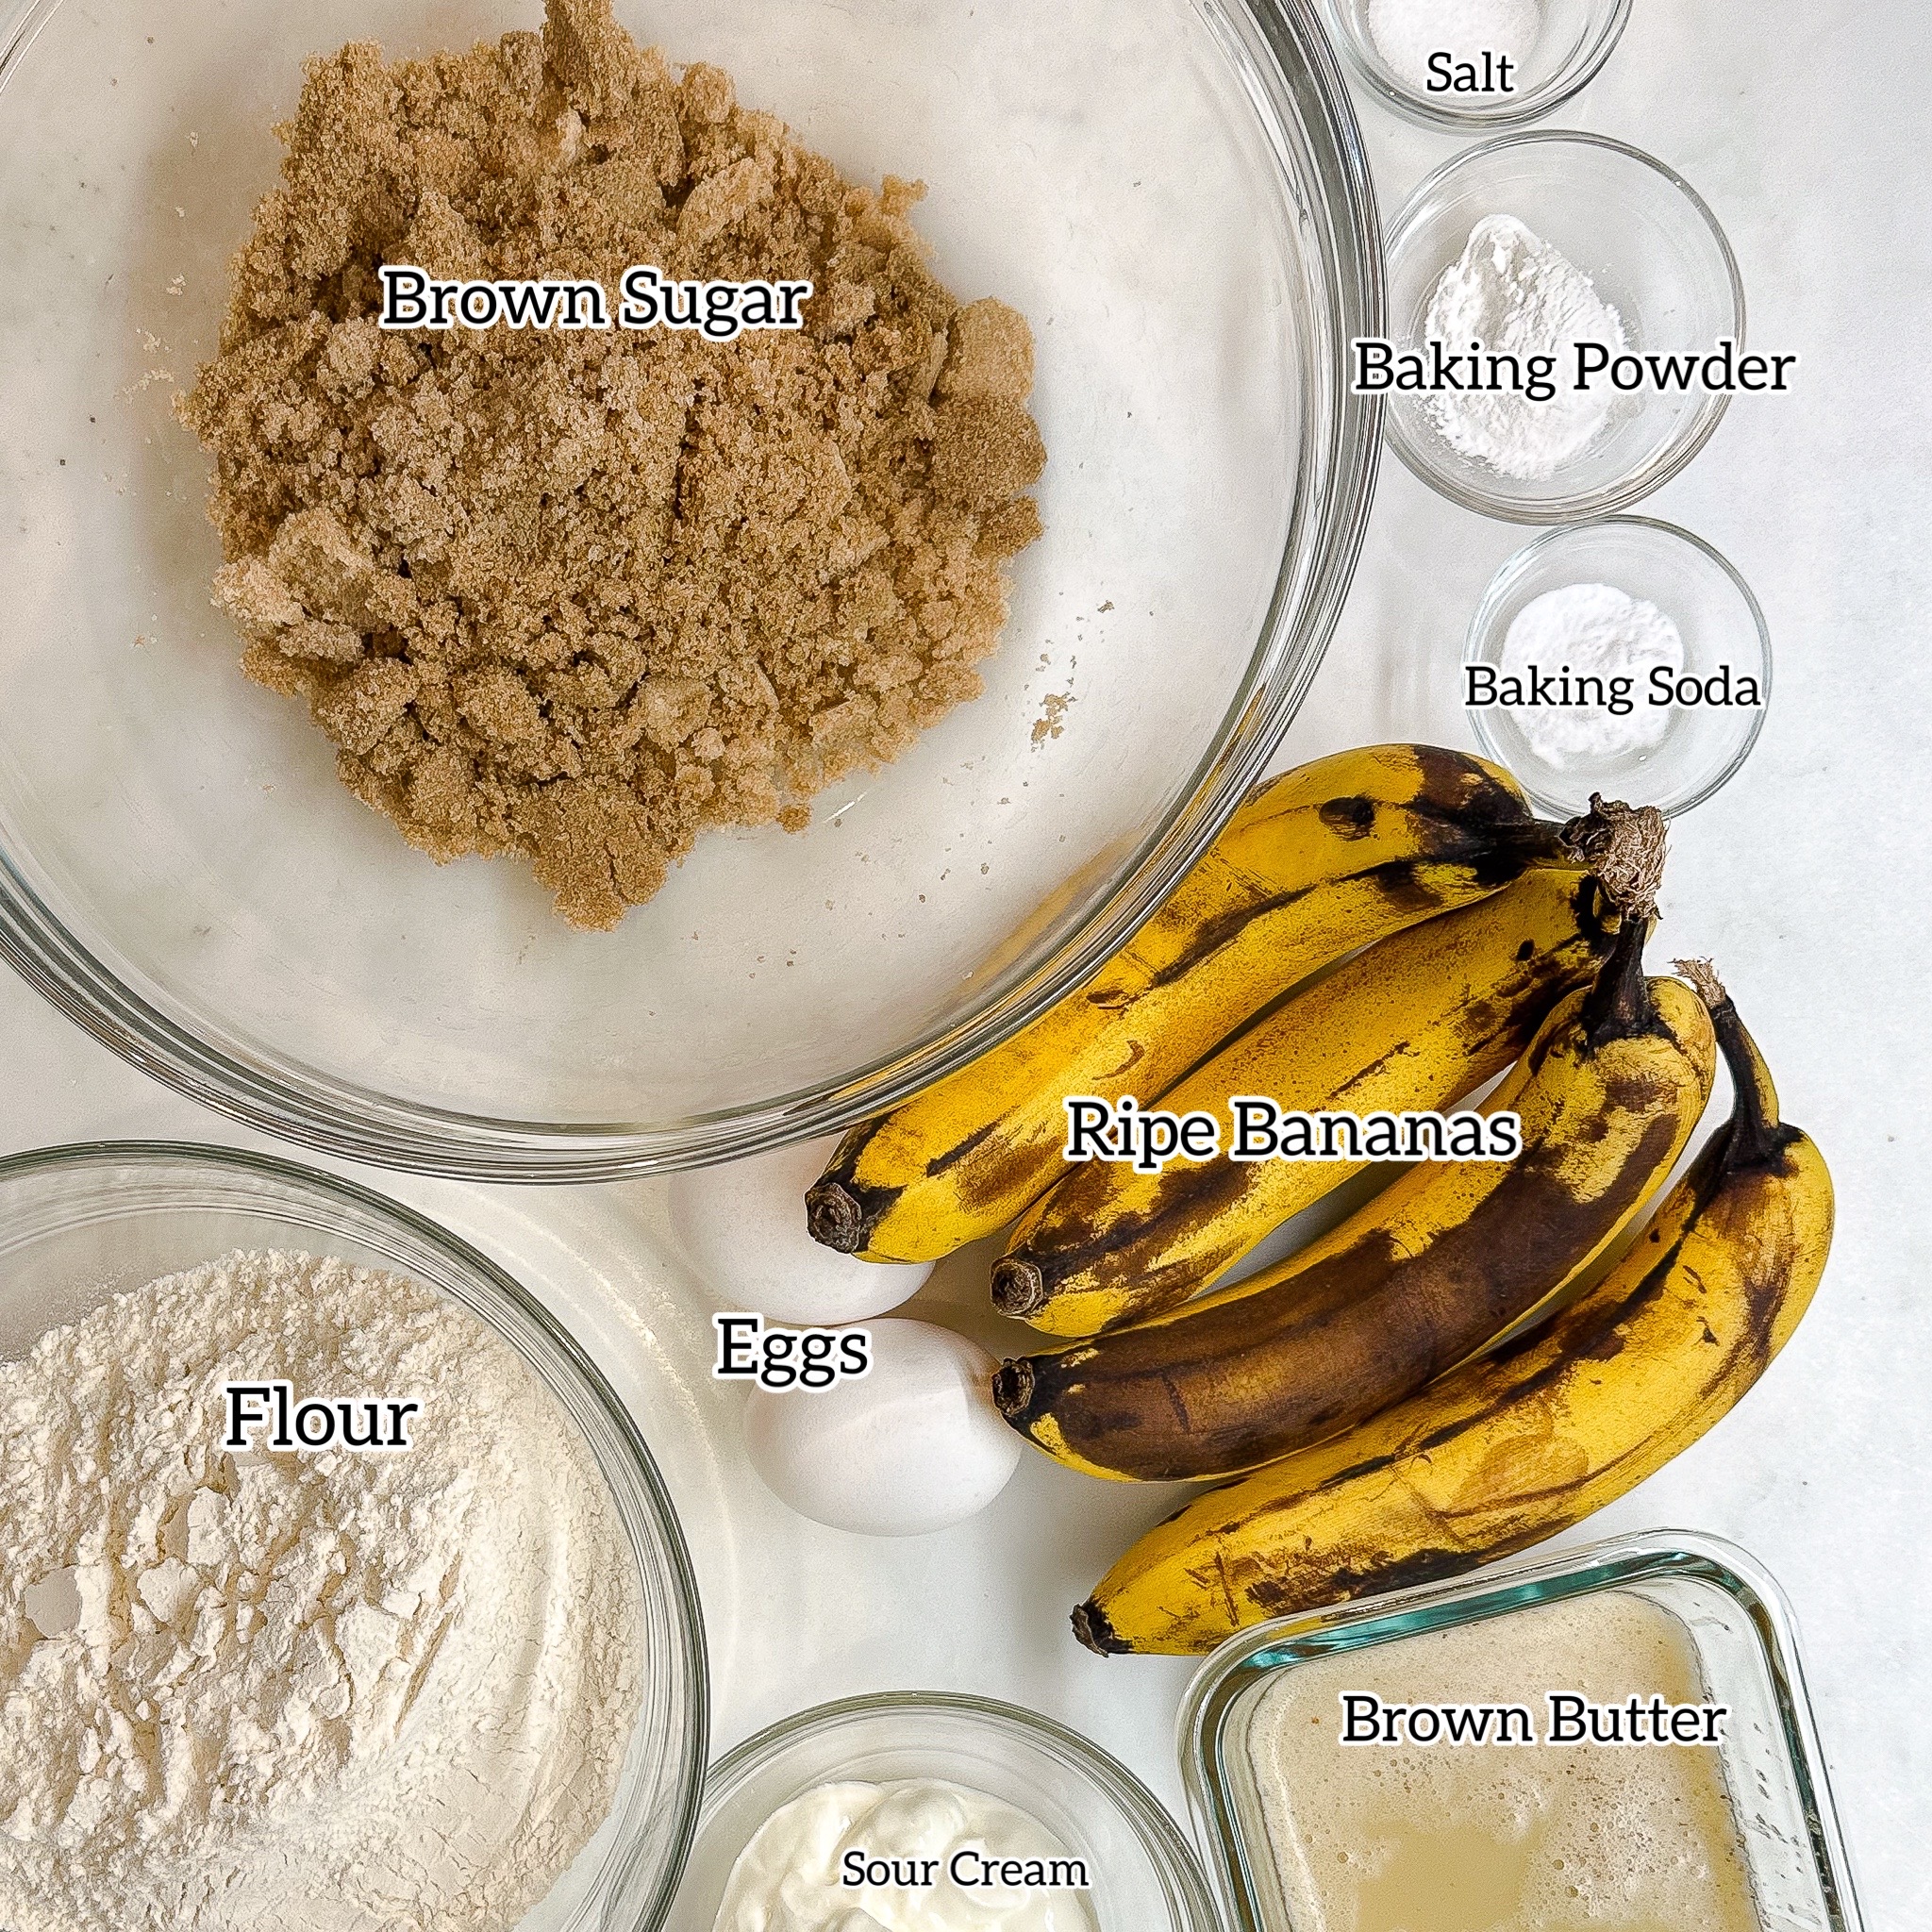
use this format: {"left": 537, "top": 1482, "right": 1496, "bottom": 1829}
{"left": 1320, "top": 0, "right": 1632, "bottom": 132}
{"left": 1464, "top": 517, "right": 1773, "bottom": 818}
{"left": 0, "top": 1141, "right": 708, "bottom": 1932}
{"left": 1382, "top": 133, "right": 1745, "bottom": 523}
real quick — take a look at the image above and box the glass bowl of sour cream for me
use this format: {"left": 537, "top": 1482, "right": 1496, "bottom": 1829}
{"left": 1463, "top": 517, "right": 1772, "bottom": 819}
{"left": 674, "top": 1690, "right": 1220, "bottom": 1930}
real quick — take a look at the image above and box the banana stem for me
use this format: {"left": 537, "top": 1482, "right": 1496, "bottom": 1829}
{"left": 1579, "top": 912, "right": 1654, "bottom": 1048}
{"left": 991, "top": 1357, "right": 1036, "bottom": 1421}
{"left": 1073, "top": 1599, "right": 1125, "bottom": 1657}
{"left": 991, "top": 1257, "right": 1048, "bottom": 1316}
{"left": 1496, "top": 816, "right": 1588, "bottom": 869}
{"left": 1559, "top": 795, "right": 1667, "bottom": 922}
{"left": 1674, "top": 958, "right": 1791, "bottom": 1172}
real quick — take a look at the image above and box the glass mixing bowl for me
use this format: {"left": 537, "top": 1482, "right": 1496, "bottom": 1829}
{"left": 0, "top": 0, "right": 1380, "bottom": 1178}
{"left": 675, "top": 1691, "right": 1223, "bottom": 1929}
{"left": 0, "top": 1140, "right": 709, "bottom": 1932}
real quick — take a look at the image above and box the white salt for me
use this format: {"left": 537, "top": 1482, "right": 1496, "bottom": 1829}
{"left": 1368, "top": 0, "right": 1544, "bottom": 92}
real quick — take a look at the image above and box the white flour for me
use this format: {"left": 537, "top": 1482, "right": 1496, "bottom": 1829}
{"left": 1368, "top": 0, "right": 1543, "bottom": 92}
{"left": 1424, "top": 215, "right": 1626, "bottom": 479}
{"left": 1499, "top": 581, "right": 1685, "bottom": 765}
{"left": 0, "top": 1251, "right": 644, "bottom": 1932}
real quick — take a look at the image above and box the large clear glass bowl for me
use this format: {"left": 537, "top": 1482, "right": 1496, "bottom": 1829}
{"left": 0, "top": 1141, "right": 709, "bottom": 1931}
{"left": 0, "top": 0, "right": 1380, "bottom": 1178}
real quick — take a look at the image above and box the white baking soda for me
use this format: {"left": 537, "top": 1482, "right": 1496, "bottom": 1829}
{"left": 1498, "top": 581, "right": 1686, "bottom": 765}
{"left": 1369, "top": 0, "right": 1543, "bottom": 92}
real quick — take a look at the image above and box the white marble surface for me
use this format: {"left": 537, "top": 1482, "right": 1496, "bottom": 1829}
{"left": 2, "top": 0, "right": 1924, "bottom": 1924}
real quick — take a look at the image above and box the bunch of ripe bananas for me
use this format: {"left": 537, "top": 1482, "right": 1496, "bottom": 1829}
{"left": 806, "top": 745, "right": 1833, "bottom": 1655}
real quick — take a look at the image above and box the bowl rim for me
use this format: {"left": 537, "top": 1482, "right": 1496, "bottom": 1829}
{"left": 1317, "top": 0, "right": 1635, "bottom": 134}
{"left": 695, "top": 1689, "right": 1222, "bottom": 1927}
{"left": 0, "top": 0, "right": 1384, "bottom": 1181}
{"left": 1176, "top": 1528, "right": 1864, "bottom": 1932}
{"left": 1461, "top": 513, "right": 1773, "bottom": 818}
{"left": 1381, "top": 128, "right": 1746, "bottom": 525}
{"left": 0, "top": 1136, "right": 712, "bottom": 1932}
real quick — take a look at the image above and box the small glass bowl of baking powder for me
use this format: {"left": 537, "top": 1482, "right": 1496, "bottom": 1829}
{"left": 1320, "top": 0, "right": 1632, "bottom": 132}
{"left": 1383, "top": 133, "right": 1745, "bottom": 523}
{"left": 673, "top": 1690, "right": 1221, "bottom": 1928}
{"left": 1465, "top": 517, "right": 1772, "bottom": 817}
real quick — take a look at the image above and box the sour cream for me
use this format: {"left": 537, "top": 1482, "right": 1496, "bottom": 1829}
{"left": 713, "top": 1778, "right": 1097, "bottom": 1932}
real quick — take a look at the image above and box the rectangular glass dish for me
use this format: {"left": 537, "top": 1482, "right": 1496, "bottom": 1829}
{"left": 1177, "top": 1530, "right": 1861, "bottom": 1932}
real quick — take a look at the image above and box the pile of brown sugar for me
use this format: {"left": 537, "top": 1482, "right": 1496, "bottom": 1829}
{"left": 179, "top": 0, "right": 1044, "bottom": 928}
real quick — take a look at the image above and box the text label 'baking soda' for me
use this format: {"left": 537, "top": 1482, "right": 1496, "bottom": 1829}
{"left": 714, "top": 1313, "right": 873, "bottom": 1391}
{"left": 1353, "top": 336, "right": 1797, "bottom": 400}
{"left": 1338, "top": 1691, "right": 1730, "bottom": 1747}
{"left": 376, "top": 264, "right": 813, "bottom": 341}
{"left": 1063, "top": 1096, "right": 1524, "bottom": 1174}
{"left": 1468, "top": 662, "right": 1764, "bottom": 715}
{"left": 223, "top": 1381, "right": 421, "bottom": 1451}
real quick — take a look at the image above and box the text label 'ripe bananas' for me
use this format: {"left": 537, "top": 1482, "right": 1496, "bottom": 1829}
{"left": 1061, "top": 1096, "right": 1524, "bottom": 1174}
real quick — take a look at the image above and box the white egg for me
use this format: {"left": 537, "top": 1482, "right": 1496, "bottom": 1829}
{"left": 744, "top": 1319, "right": 1023, "bottom": 1536}
{"left": 669, "top": 1134, "right": 931, "bottom": 1324}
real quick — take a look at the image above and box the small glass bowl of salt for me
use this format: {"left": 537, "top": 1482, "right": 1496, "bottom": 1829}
{"left": 1383, "top": 133, "right": 1745, "bottom": 523}
{"left": 1464, "top": 517, "right": 1772, "bottom": 818}
{"left": 1320, "top": 0, "right": 1631, "bottom": 131}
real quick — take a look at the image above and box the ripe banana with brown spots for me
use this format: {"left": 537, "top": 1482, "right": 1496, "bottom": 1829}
{"left": 992, "top": 867, "right": 1620, "bottom": 1337}
{"left": 806, "top": 744, "right": 1572, "bottom": 1264}
{"left": 1074, "top": 964, "right": 1830, "bottom": 1655}
{"left": 992, "top": 912, "right": 1717, "bottom": 1482}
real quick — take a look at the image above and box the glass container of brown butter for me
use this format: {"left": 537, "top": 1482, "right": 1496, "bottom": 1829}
{"left": 1178, "top": 1531, "right": 1861, "bottom": 1932}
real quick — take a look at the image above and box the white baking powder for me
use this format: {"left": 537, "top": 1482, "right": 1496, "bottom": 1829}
{"left": 1368, "top": 0, "right": 1543, "bottom": 92}
{"left": 1498, "top": 582, "right": 1686, "bottom": 765}
{"left": 1424, "top": 215, "right": 1626, "bottom": 480}
{"left": 0, "top": 1250, "right": 643, "bottom": 1932}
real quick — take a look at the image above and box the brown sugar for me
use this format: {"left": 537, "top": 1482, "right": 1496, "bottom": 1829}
{"left": 178, "top": 0, "right": 1044, "bottom": 928}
